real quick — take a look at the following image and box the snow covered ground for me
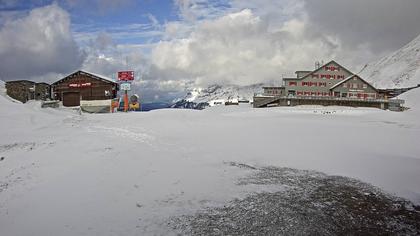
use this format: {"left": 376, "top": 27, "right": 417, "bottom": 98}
{"left": 1, "top": 85, "right": 420, "bottom": 235}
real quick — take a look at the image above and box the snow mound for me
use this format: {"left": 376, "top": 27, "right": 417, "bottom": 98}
{"left": 0, "top": 80, "right": 24, "bottom": 105}
{"left": 397, "top": 86, "right": 420, "bottom": 115}
{"left": 360, "top": 34, "right": 420, "bottom": 89}
{"left": 0, "top": 80, "right": 6, "bottom": 99}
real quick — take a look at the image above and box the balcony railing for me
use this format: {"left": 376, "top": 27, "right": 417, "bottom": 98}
{"left": 254, "top": 94, "right": 404, "bottom": 104}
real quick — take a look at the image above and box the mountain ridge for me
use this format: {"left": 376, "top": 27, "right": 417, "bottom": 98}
{"left": 171, "top": 83, "right": 264, "bottom": 109}
{"left": 360, "top": 34, "right": 420, "bottom": 89}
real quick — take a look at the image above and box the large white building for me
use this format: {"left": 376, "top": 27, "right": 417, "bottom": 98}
{"left": 254, "top": 60, "right": 404, "bottom": 110}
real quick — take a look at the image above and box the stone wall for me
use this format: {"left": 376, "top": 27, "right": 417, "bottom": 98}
{"left": 34, "top": 83, "right": 51, "bottom": 100}
{"left": 6, "top": 81, "right": 50, "bottom": 103}
{"left": 5, "top": 80, "right": 35, "bottom": 103}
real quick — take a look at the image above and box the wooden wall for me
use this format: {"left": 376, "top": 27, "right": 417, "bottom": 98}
{"left": 53, "top": 73, "right": 117, "bottom": 101}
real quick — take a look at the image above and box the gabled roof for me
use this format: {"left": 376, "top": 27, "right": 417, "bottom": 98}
{"left": 5, "top": 80, "right": 35, "bottom": 84}
{"left": 52, "top": 70, "right": 116, "bottom": 85}
{"left": 82, "top": 70, "right": 114, "bottom": 82}
{"left": 289, "top": 60, "right": 355, "bottom": 81}
{"left": 36, "top": 82, "right": 50, "bottom": 85}
{"left": 330, "top": 74, "right": 378, "bottom": 91}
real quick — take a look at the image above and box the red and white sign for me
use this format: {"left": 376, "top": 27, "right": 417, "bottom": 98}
{"left": 68, "top": 82, "right": 91, "bottom": 88}
{"left": 118, "top": 71, "right": 134, "bottom": 81}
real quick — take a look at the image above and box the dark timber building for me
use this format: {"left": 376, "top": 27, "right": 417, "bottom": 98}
{"left": 52, "top": 71, "right": 119, "bottom": 107}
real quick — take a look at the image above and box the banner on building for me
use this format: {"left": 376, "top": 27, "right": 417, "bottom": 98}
{"left": 68, "top": 82, "right": 92, "bottom": 88}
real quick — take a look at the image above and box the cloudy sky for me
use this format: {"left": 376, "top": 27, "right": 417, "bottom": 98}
{"left": 1, "top": 0, "right": 420, "bottom": 102}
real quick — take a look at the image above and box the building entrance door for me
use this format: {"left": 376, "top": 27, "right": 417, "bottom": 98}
{"left": 288, "top": 90, "right": 296, "bottom": 97}
{"left": 63, "top": 92, "right": 80, "bottom": 107}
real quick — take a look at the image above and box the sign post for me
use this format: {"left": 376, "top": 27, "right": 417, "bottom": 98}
{"left": 124, "top": 90, "right": 129, "bottom": 112}
{"left": 118, "top": 71, "right": 134, "bottom": 112}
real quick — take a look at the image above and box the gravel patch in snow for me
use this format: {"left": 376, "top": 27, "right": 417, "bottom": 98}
{"left": 171, "top": 164, "right": 420, "bottom": 235}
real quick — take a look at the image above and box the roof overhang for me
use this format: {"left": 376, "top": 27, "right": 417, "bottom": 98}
{"left": 52, "top": 70, "right": 117, "bottom": 86}
{"left": 330, "top": 74, "right": 378, "bottom": 92}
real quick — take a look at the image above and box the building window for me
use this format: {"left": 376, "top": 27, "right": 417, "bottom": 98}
{"left": 352, "top": 83, "right": 358, "bottom": 89}
{"left": 343, "top": 83, "right": 347, "bottom": 88}
{"left": 363, "top": 84, "right": 367, "bottom": 89}
{"left": 289, "top": 82, "right": 297, "bottom": 86}
{"left": 325, "top": 66, "right": 338, "bottom": 71}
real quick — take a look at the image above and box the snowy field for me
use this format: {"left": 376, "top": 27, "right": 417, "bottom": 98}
{"left": 1, "top": 87, "right": 420, "bottom": 235}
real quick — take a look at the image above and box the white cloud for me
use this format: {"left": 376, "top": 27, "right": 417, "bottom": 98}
{"left": 174, "top": 0, "right": 230, "bottom": 22}
{"left": 3, "top": 0, "right": 417, "bottom": 102}
{"left": 303, "top": 0, "right": 420, "bottom": 53}
{"left": 0, "top": 3, "right": 85, "bottom": 80}
{"left": 151, "top": 9, "right": 350, "bottom": 87}
{"left": 151, "top": 0, "right": 419, "bottom": 89}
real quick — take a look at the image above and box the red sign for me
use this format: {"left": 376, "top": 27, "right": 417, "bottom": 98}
{"left": 68, "top": 82, "right": 91, "bottom": 88}
{"left": 118, "top": 71, "right": 134, "bottom": 81}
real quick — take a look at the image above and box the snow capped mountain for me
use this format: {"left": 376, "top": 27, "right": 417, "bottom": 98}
{"left": 360, "top": 34, "right": 420, "bottom": 89}
{"left": 171, "top": 84, "right": 263, "bottom": 109}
